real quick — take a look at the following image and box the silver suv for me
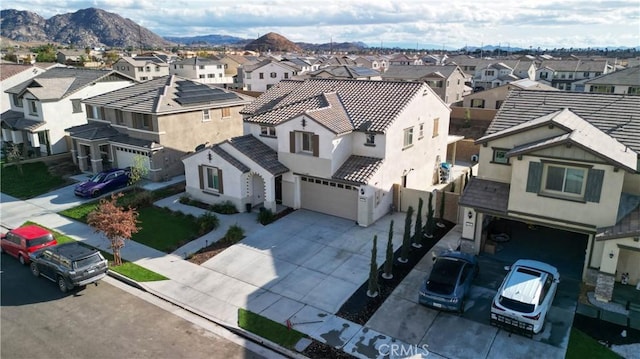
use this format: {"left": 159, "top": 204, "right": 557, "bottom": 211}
{"left": 29, "top": 242, "right": 109, "bottom": 293}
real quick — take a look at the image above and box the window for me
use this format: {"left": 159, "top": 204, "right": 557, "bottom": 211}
{"left": 140, "top": 76, "right": 149, "bottom": 81}
{"left": 71, "top": 99, "right": 82, "bottom": 113}
{"left": 137, "top": 67, "right": 144, "bottom": 71}
{"left": 12, "top": 94, "right": 23, "bottom": 107}
{"left": 302, "top": 132, "right": 314, "bottom": 152}
{"left": 115, "top": 110, "right": 124, "bottom": 124}
{"left": 28, "top": 100, "right": 38, "bottom": 115}
{"left": 629, "top": 86, "right": 640, "bottom": 95}
{"left": 208, "top": 74, "right": 214, "bottom": 78}
{"left": 583, "top": 72, "right": 589, "bottom": 77}
{"left": 590, "top": 85, "right": 615, "bottom": 93}
{"left": 259, "top": 72, "right": 264, "bottom": 79}
{"left": 492, "top": 149, "right": 509, "bottom": 164}
{"left": 260, "top": 126, "right": 276, "bottom": 137}
{"left": 403, "top": 127, "right": 414, "bottom": 148}
{"left": 133, "top": 113, "right": 152, "bottom": 130}
{"left": 246, "top": 72, "right": 251, "bottom": 79}
{"left": 544, "top": 164, "right": 586, "bottom": 196}
{"left": 145, "top": 66, "right": 150, "bottom": 72}
{"left": 155, "top": 66, "right": 160, "bottom": 72}
{"left": 432, "top": 118, "right": 439, "bottom": 137}
{"left": 471, "top": 99, "right": 485, "bottom": 108}
{"left": 199, "top": 74, "right": 205, "bottom": 79}
{"left": 495, "top": 100, "right": 504, "bottom": 109}
{"left": 270, "top": 72, "right": 277, "bottom": 78}
{"left": 284, "top": 73, "right": 289, "bottom": 79}
{"left": 199, "top": 65, "right": 205, "bottom": 70}
{"left": 485, "top": 70, "right": 495, "bottom": 76}
{"left": 221, "top": 107, "right": 230, "bottom": 118}
{"left": 202, "top": 109, "right": 211, "bottom": 122}
{"left": 426, "top": 80, "right": 443, "bottom": 88}
{"left": 217, "top": 65, "right": 222, "bottom": 69}
{"left": 540, "top": 72, "right": 548, "bottom": 79}
{"left": 366, "top": 133, "right": 375, "bottom": 145}
{"left": 200, "top": 166, "right": 222, "bottom": 193}
{"left": 218, "top": 73, "right": 222, "bottom": 77}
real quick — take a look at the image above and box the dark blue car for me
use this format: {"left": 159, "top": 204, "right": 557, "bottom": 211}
{"left": 74, "top": 168, "right": 130, "bottom": 198}
{"left": 419, "top": 251, "right": 479, "bottom": 313}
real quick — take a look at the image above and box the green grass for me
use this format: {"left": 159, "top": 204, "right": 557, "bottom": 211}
{"left": 566, "top": 328, "right": 623, "bottom": 359}
{"left": 59, "top": 202, "right": 100, "bottom": 222}
{"left": 238, "top": 309, "right": 305, "bottom": 350}
{"left": 22, "top": 222, "right": 167, "bottom": 282}
{"left": 1, "top": 162, "right": 67, "bottom": 199}
{"left": 133, "top": 207, "right": 200, "bottom": 252}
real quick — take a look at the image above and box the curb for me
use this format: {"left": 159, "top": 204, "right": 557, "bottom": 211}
{"left": 105, "top": 271, "right": 307, "bottom": 359}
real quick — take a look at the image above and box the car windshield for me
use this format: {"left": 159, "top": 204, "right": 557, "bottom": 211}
{"left": 73, "top": 254, "right": 103, "bottom": 269}
{"left": 26, "top": 234, "right": 55, "bottom": 247}
{"left": 89, "top": 173, "right": 107, "bottom": 183}
{"left": 499, "top": 296, "right": 536, "bottom": 314}
{"left": 426, "top": 258, "right": 464, "bottom": 295}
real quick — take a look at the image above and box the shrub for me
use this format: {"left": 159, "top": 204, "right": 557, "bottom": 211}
{"left": 179, "top": 194, "right": 191, "bottom": 204}
{"left": 210, "top": 200, "right": 239, "bottom": 214}
{"left": 257, "top": 207, "right": 275, "bottom": 225}
{"left": 225, "top": 224, "right": 245, "bottom": 242}
{"left": 197, "top": 211, "right": 219, "bottom": 235}
{"left": 125, "top": 190, "right": 154, "bottom": 208}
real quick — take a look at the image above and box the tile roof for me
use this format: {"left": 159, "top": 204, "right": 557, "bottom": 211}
{"left": 304, "top": 93, "right": 354, "bottom": 134}
{"left": 458, "top": 178, "right": 510, "bottom": 214}
{"left": 382, "top": 65, "right": 460, "bottom": 80}
{"left": 332, "top": 155, "right": 383, "bottom": 184}
{"left": 65, "top": 123, "right": 121, "bottom": 140}
{"left": 211, "top": 146, "right": 250, "bottom": 173}
{"left": 539, "top": 59, "right": 610, "bottom": 72}
{"left": 484, "top": 90, "right": 640, "bottom": 153}
{"left": 5, "top": 67, "right": 130, "bottom": 100}
{"left": 596, "top": 194, "right": 640, "bottom": 240}
{"left": 584, "top": 66, "right": 640, "bottom": 86}
{"left": 241, "top": 78, "right": 427, "bottom": 133}
{"left": 173, "top": 56, "right": 223, "bottom": 66}
{"left": 110, "top": 134, "right": 162, "bottom": 149}
{"left": 0, "top": 64, "right": 39, "bottom": 81}
{"left": 310, "top": 65, "right": 380, "bottom": 79}
{"left": 226, "top": 135, "right": 289, "bottom": 175}
{"left": 83, "top": 75, "right": 250, "bottom": 114}
{"left": 0, "top": 110, "right": 45, "bottom": 131}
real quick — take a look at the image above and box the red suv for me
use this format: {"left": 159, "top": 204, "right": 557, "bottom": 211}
{"left": 0, "top": 225, "right": 58, "bottom": 265}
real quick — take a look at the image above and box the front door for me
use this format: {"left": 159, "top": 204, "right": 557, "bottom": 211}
{"left": 275, "top": 175, "right": 282, "bottom": 204}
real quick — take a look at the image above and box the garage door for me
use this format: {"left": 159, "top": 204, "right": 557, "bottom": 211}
{"left": 300, "top": 176, "right": 358, "bottom": 221}
{"left": 114, "top": 146, "right": 150, "bottom": 175}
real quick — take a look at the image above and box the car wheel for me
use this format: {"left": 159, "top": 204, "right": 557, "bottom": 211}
{"left": 30, "top": 262, "right": 40, "bottom": 277}
{"left": 57, "top": 276, "right": 69, "bottom": 293}
{"left": 91, "top": 189, "right": 100, "bottom": 198}
{"left": 18, "top": 255, "right": 26, "bottom": 265}
{"left": 0, "top": 245, "right": 4, "bottom": 254}
{"left": 458, "top": 299, "right": 466, "bottom": 314}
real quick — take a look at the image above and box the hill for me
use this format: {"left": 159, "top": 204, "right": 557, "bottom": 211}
{"left": 244, "top": 32, "right": 302, "bottom": 53}
{"left": 0, "top": 8, "right": 174, "bottom": 48}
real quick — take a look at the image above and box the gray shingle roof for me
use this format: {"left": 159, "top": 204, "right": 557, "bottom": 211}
{"left": 226, "top": 135, "right": 289, "bottom": 175}
{"left": 584, "top": 66, "right": 640, "bottom": 86}
{"left": 382, "top": 65, "right": 459, "bottom": 81}
{"left": 65, "top": 123, "right": 121, "bottom": 140}
{"left": 310, "top": 65, "right": 380, "bottom": 79}
{"left": 458, "top": 178, "right": 510, "bottom": 214}
{"left": 484, "top": 90, "right": 640, "bottom": 153}
{"left": 83, "top": 75, "right": 250, "bottom": 114}
{"left": 332, "top": 155, "right": 383, "bottom": 184}
{"left": 596, "top": 194, "right": 640, "bottom": 240}
{"left": 5, "top": 67, "right": 131, "bottom": 100}
{"left": 241, "top": 78, "right": 426, "bottom": 133}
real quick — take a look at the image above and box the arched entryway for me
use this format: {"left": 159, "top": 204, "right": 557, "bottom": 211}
{"left": 248, "top": 172, "right": 266, "bottom": 209}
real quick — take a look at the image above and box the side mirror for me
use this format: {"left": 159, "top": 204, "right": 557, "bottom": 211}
{"left": 503, "top": 265, "right": 511, "bottom": 271}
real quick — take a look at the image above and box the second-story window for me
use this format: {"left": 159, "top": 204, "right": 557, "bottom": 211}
{"left": 133, "top": 113, "right": 152, "bottom": 130}
{"left": 418, "top": 123, "right": 424, "bottom": 139}
{"left": 156, "top": 66, "right": 160, "bottom": 72}
{"left": 403, "top": 127, "right": 413, "bottom": 148}
{"left": 284, "top": 73, "right": 289, "bottom": 79}
{"left": 259, "top": 72, "right": 264, "bottom": 79}
{"left": 28, "top": 100, "right": 38, "bottom": 115}
{"left": 260, "top": 126, "right": 276, "bottom": 137}
{"left": 485, "top": 70, "right": 495, "bottom": 76}
{"left": 471, "top": 99, "right": 485, "bottom": 108}
{"left": 199, "top": 65, "right": 205, "bottom": 70}
{"left": 115, "top": 110, "right": 124, "bottom": 125}
{"left": 71, "top": 99, "right": 82, "bottom": 113}
{"left": 302, "top": 132, "right": 314, "bottom": 153}
{"left": 432, "top": 118, "right": 439, "bottom": 137}
{"left": 365, "top": 133, "right": 375, "bottom": 146}
{"left": 221, "top": 108, "right": 230, "bottom": 118}
{"left": 137, "top": 67, "right": 143, "bottom": 71}
{"left": 145, "top": 66, "right": 150, "bottom": 72}
{"left": 270, "top": 72, "right": 277, "bottom": 78}
{"left": 12, "top": 94, "right": 23, "bottom": 108}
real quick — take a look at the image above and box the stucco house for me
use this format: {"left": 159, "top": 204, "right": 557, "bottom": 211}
{"left": 66, "top": 75, "right": 252, "bottom": 180}
{"left": 459, "top": 90, "right": 640, "bottom": 302}
{"left": 2, "top": 67, "right": 135, "bottom": 158}
{"left": 382, "top": 65, "right": 470, "bottom": 104}
{"left": 535, "top": 59, "right": 613, "bottom": 91}
{"left": 169, "top": 56, "right": 233, "bottom": 85}
{"left": 182, "top": 78, "right": 451, "bottom": 226}
{"left": 462, "top": 78, "right": 558, "bottom": 109}
{"left": 307, "top": 65, "right": 382, "bottom": 80}
{"left": 571, "top": 65, "right": 640, "bottom": 94}
{"left": 113, "top": 56, "right": 170, "bottom": 82}
{"left": 241, "top": 59, "right": 300, "bottom": 92}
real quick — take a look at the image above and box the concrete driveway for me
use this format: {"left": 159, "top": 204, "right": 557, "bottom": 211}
{"left": 365, "top": 224, "right": 582, "bottom": 359}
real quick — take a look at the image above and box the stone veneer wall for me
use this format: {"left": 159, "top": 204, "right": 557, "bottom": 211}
{"left": 584, "top": 267, "right": 599, "bottom": 287}
{"left": 595, "top": 271, "right": 615, "bottom": 302}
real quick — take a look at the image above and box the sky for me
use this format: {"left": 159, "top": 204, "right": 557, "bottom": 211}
{"left": 5, "top": 0, "right": 640, "bottom": 50}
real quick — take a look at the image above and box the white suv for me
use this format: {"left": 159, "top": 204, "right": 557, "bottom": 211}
{"left": 490, "top": 259, "right": 559, "bottom": 336}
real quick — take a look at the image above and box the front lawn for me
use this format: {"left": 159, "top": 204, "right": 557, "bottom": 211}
{"left": 238, "top": 309, "right": 305, "bottom": 350}
{"left": 23, "top": 222, "right": 167, "bottom": 282}
{"left": 133, "top": 207, "right": 201, "bottom": 252}
{"left": 566, "top": 327, "right": 622, "bottom": 359}
{"left": 1, "top": 162, "right": 67, "bottom": 199}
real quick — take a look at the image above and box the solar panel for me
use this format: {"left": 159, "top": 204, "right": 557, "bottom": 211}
{"left": 175, "top": 92, "right": 238, "bottom": 105}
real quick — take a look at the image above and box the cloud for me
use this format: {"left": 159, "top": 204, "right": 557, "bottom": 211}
{"left": 4, "top": 0, "right": 638, "bottom": 48}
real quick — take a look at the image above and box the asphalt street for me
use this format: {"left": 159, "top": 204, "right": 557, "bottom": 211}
{"left": 0, "top": 255, "right": 269, "bottom": 359}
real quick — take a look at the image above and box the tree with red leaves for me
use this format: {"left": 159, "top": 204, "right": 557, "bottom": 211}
{"left": 87, "top": 193, "right": 140, "bottom": 266}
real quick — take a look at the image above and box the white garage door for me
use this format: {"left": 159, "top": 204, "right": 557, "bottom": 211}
{"left": 300, "top": 176, "right": 358, "bottom": 221}
{"left": 114, "top": 146, "right": 150, "bottom": 174}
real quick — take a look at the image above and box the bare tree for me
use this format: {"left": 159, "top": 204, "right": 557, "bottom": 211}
{"left": 87, "top": 193, "right": 140, "bottom": 266}
{"left": 6, "top": 143, "right": 24, "bottom": 175}
{"left": 128, "top": 154, "right": 149, "bottom": 189}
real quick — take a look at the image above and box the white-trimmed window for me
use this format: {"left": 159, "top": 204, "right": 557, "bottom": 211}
{"left": 418, "top": 123, "right": 424, "bottom": 139}
{"left": 199, "top": 165, "right": 223, "bottom": 193}
{"left": 433, "top": 117, "right": 440, "bottom": 137}
{"left": 260, "top": 126, "right": 276, "bottom": 137}
{"left": 133, "top": 113, "right": 152, "bottom": 130}
{"left": 365, "top": 133, "right": 375, "bottom": 146}
{"left": 270, "top": 72, "right": 277, "bottom": 78}
{"left": 71, "top": 99, "right": 82, "bottom": 113}
{"left": 543, "top": 164, "right": 586, "bottom": 196}
{"left": 471, "top": 99, "right": 485, "bottom": 108}
{"left": 492, "top": 149, "right": 509, "bottom": 164}
{"left": 302, "top": 132, "right": 314, "bottom": 153}
{"left": 403, "top": 127, "right": 414, "bottom": 148}
{"left": 202, "top": 109, "right": 211, "bottom": 122}
{"left": 115, "top": 110, "right": 125, "bottom": 125}
{"left": 12, "top": 94, "right": 23, "bottom": 107}
{"left": 28, "top": 100, "right": 38, "bottom": 115}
